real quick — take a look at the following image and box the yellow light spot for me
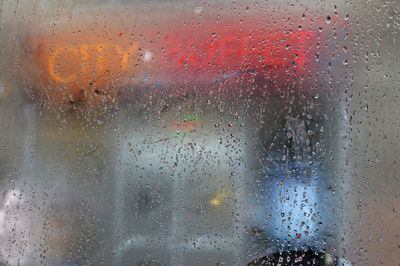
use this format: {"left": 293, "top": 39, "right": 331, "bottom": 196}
{"left": 209, "top": 198, "right": 222, "bottom": 207}
{"left": 208, "top": 190, "right": 229, "bottom": 207}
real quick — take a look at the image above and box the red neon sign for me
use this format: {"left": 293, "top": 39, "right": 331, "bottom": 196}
{"left": 163, "top": 31, "right": 313, "bottom": 71}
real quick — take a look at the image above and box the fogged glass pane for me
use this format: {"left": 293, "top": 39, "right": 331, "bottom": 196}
{"left": 0, "top": 0, "right": 399, "bottom": 265}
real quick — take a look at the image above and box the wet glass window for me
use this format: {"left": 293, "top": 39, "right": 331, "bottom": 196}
{"left": 0, "top": 0, "right": 399, "bottom": 265}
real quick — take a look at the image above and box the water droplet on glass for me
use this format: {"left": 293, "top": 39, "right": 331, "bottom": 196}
{"left": 325, "top": 15, "right": 331, "bottom": 24}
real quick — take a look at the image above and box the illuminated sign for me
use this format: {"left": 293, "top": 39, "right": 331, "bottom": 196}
{"left": 34, "top": 35, "right": 311, "bottom": 77}
{"left": 23, "top": 12, "right": 348, "bottom": 103}
{"left": 32, "top": 31, "right": 313, "bottom": 81}
{"left": 30, "top": 34, "right": 141, "bottom": 103}
{"left": 26, "top": 14, "right": 350, "bottom": 105}
{"left": 46, "top": 44, "right": 139, "bottom": 83}
{"left": 162, "top": 31, "right": 314, "bottom": 70}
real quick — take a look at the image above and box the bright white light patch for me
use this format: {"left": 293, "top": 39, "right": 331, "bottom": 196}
{"left": 272, "top": 179, "right": 318, "bottom": 243}
{"left": 143, "top": 50, "right": 153, "bottom": 62}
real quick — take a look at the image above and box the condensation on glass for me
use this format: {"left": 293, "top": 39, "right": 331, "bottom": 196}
{"left": 0, "top": 0, "right": 399, "bottom": 265}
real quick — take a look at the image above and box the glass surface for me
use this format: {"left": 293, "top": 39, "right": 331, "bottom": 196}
{"left": 0, "top": 0, "right": 399, "bottom": 265}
